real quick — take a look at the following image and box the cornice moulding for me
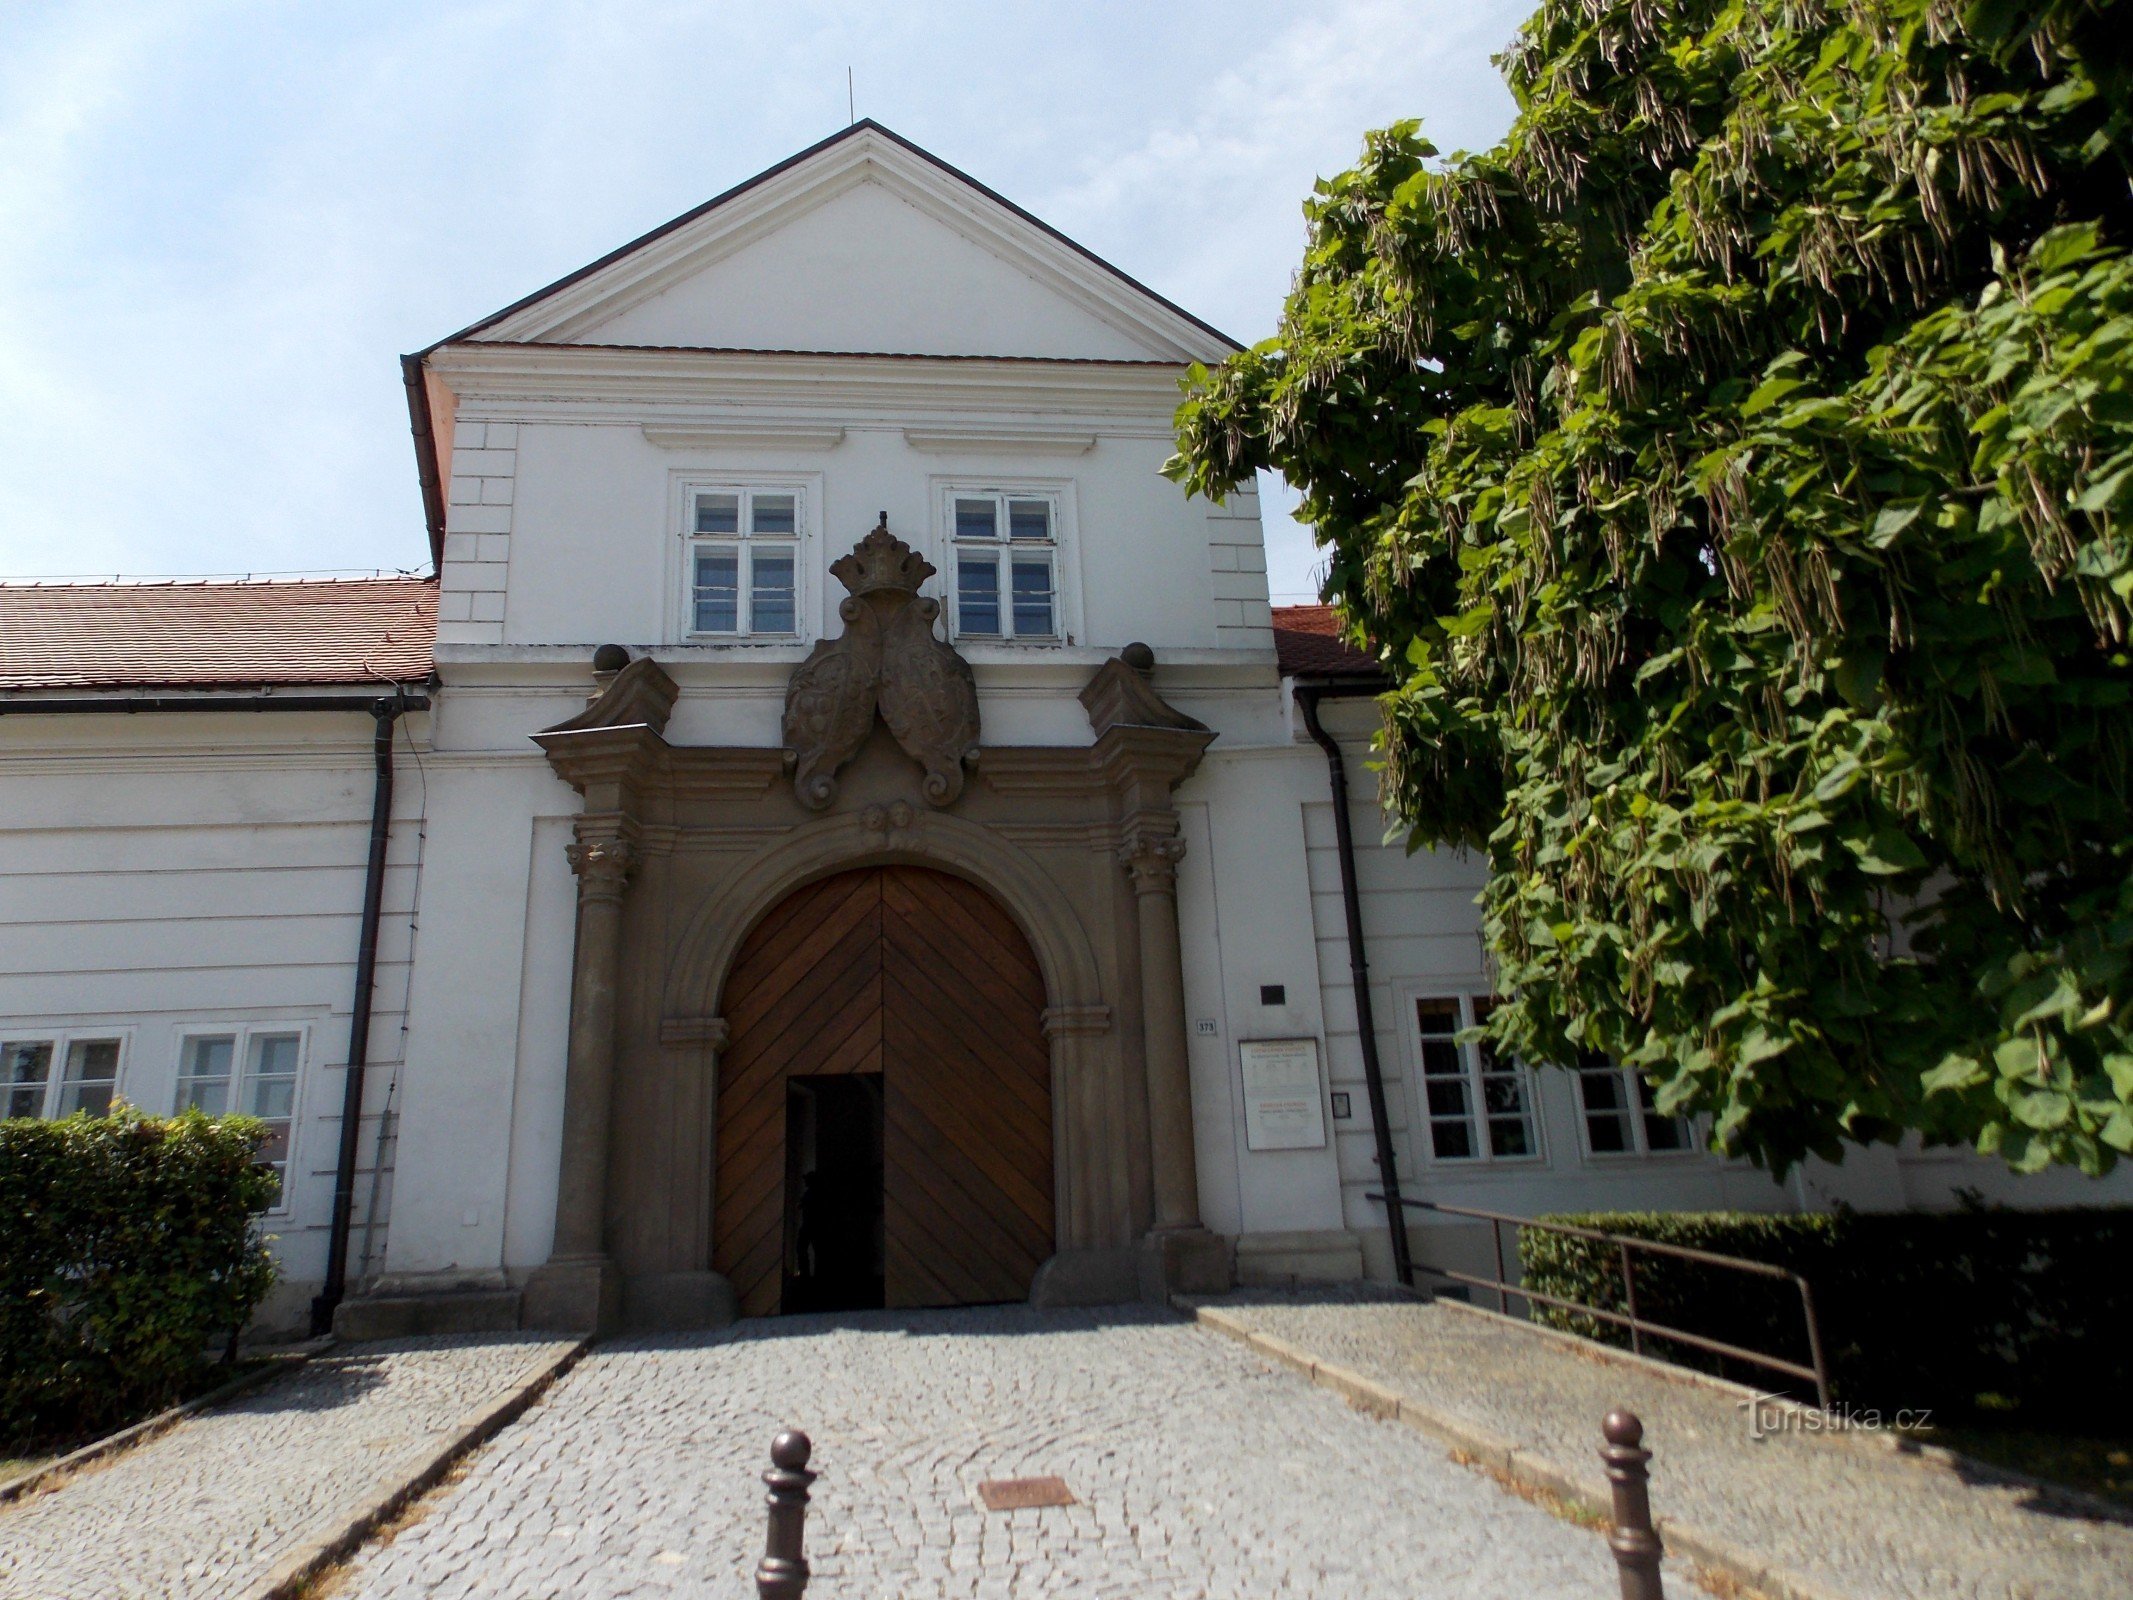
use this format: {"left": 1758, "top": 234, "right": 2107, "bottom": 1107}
{"left": 902, "top": 425, "right": 1096, "bottom": 455}
{"left": 642, "top": 421, "right": 846, "bottom": 451}
{"left": 426, "top": 345, "right": 1185, "bottom": 418}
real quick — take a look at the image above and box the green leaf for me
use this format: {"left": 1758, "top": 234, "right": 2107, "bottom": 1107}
{"left": 1841, "top": 822, "right": 1929, "bottom": 876}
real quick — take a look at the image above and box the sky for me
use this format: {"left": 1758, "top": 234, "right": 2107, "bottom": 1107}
{"left": 0, "top": 0, "right": 1527, "bottom": 599}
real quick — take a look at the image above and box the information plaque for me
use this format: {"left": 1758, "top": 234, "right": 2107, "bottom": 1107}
{"left": 1239, "top": 1037, "right": 1326, "bottom": 1151}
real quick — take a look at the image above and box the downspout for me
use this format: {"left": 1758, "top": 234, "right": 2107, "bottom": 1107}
{"left": 1295, "top": 683, "right": 1414, "bottom": 1288}
{"left": 312, "top": 694, "right": 415, "bottom": 1335}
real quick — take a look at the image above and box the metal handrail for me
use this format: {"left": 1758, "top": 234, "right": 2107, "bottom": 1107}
{"left": 1368, "top": 1193, "right": 1832, "bottom": 1409}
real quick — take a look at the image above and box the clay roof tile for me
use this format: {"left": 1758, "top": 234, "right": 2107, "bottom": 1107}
{"left": 0, "top": 577, "right": 437, "bottom": 692}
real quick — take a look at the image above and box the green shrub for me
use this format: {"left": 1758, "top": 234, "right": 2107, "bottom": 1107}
{"left": 1519, "top": 1208, "right": 2133, "bottom": 1427}
{"left": 0, "top": 1108, "right": 278, "bottom": 1451}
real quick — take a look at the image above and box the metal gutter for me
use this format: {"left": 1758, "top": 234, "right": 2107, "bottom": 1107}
{"left": 1294, "top": 679, "right": 1413, "bottom": 1288}
{"left": 0, "top": 691, "right": 423, "bottom": 715}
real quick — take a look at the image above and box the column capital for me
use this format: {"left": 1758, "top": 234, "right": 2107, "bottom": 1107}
{"left": 1119, "top": 828, "right": 1187, "bottom": 894}
{"left": 566, "top": 831, "right": 638, "bottom": 900}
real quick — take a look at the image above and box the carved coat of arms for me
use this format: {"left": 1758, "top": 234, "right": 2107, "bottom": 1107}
{"left": 783, "top": 514, "right": 980, "bottom": 808}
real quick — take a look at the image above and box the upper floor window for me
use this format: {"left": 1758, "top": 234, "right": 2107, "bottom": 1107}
{"left": 948, "top": 490, "right": 1058, "bottom": 641}
{"left": 3, "top": 1033, "right": 121, "bottom": 1119}
{"left": 1576, "top": 1057, "right": 1697, "bottom": 1157}
{"left": 1413, "top": 996, "right": 1541, "bottom": 1163}
{"left": 177, "top": 1027, "right": 303, "bottom": 1199}
{"left": 686, "top": 487, "right": 800, "bottom": 638}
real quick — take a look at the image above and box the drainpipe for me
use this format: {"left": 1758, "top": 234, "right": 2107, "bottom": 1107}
{"left": 312, "top": 694, "right": 418, "bottom": 1335}
{"left": 1295, "top": 682, "right": 1414, "bottom": 1289}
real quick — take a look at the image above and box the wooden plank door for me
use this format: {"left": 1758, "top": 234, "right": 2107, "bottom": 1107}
{"left": 714, "top": 869, "right": 885, "bottom": 1318}
{"left": 714, "top": 865, "right": 1054, "bottom": 1315}
{"left": 880, "top": 866, "right": 1054, "bottom": 1307}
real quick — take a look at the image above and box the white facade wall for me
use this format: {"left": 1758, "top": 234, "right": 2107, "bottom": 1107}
{"left": 0, "top": 712, "right": 428, "bottom": 1328}
{"left": 7, "top": 132, "right": 2125, "bottom": 1326}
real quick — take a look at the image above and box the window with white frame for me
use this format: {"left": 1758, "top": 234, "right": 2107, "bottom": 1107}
{"left": 1576, "top": 1056, "right": 1697, "bottom": 1157}
{"left": 1413, "top": 996, "right": 1541, "bottom": 1162}
{"left": 176, "top": 1028, "right": 303, "bottom": 1198}
{"left": 947, "top": 490, "right": 1059, "bottom": 641}
{"left": 4, "top": 1034, "right": 122, "bottom": 1119}
{"left": 684, "top": 487, "right": 801, "bottom": 638}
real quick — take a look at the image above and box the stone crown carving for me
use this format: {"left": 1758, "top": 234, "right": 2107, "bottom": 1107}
{"left": 783, "top": 514, "right": 981, "bottom": 810}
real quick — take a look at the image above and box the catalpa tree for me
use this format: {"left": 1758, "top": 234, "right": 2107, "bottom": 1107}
{"left": 1169, "top": 0, "right": 2133, "bottom": 1173}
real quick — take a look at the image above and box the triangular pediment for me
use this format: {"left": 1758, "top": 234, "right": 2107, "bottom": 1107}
{"left": 442, "top": 123, "right": 1235, "bottom": 364}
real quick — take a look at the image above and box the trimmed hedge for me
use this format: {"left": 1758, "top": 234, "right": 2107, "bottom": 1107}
{"left": 1, "top": 1109, "right": 278, "bottom": 1450}
{"left": 1519, "top": 1208, "right": 2133, "bottom": 1427}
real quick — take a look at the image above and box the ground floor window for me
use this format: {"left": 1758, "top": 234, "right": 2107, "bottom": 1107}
{"left": 176, "top": 1027, "right": 304, "bottom": 1197}
{"left": 1412, "top": 996, "right": 1541, "bottom": 1162}
{"left": 3, "top": 1034, "right": 123, "bottom": 1119}
{"left": 1576, "top": 1059, "right": 1697, "bottom": 1157}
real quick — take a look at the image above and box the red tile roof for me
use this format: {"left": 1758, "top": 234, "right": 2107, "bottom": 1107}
{"left": 0, "top": 577, "right": 436, "bottom": 692}
{"left": 1272, "top": 604, "right": 1382, "bottom": 679}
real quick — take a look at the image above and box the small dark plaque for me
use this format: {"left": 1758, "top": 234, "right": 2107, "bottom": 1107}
{"left": 1330, "top": 1091, "right": 1352, "bottom": 1120}
{"left": 978, "top": 1476, "right": 1076, "bottom": 1511}
{"left": 1260, "top": 984, "right": 1286, "bottom": 1006}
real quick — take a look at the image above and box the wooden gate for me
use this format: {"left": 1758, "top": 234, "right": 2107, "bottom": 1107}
{"left": 713, "top": 866, "right": 1053, "bottom": 1315}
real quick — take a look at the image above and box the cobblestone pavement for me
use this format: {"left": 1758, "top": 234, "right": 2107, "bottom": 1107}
{"left": 1196, "top": 1288, "right": 2133, "bottom": 1600}
{"left": 0, "top": 1334, "right": 576, "bottom": 1600}
{"left": 335, "top": 1305, "right": 1609, "bottom": 1599}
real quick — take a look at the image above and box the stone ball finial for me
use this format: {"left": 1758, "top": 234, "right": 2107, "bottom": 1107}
{"left": 1602, "top": 1409, "right": 1644, "bottom": 1448}
{"left": 1121, "top": 642, "right": 1156, "bottom": 672}
{"left": 592, "top": 642, "right": 631, "bottom": 673}
{"left": 770, "top": 1429, "right": 813, "bottom": 1470}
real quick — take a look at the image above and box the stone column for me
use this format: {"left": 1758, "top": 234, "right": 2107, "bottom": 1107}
{"left": 1121, "top": 825, "right": 1230, "bottom": 1297}
{"left": 522, "top": 822, "right": 635, "bottom": 1332}
{"left": 1121, "top": 827, "right": 1199, "bottom": 1231}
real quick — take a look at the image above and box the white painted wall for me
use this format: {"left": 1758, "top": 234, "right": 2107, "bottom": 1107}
{"left": 580, "top": 177, "right": 1157, "bottom": 360}
{"left": 0, "top": 710, "right": 429, "bottom": 1330}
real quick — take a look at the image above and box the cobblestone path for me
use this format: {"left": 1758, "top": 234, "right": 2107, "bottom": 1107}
{"left": 1196, "top": 1289, "right": 2133, "bottom": 1600}
{"left": 0, "top": 1334, "right": 576, "bottom": 1600}
{"left": 335, "top": 1305, "right": 1605, "bottom": 1598}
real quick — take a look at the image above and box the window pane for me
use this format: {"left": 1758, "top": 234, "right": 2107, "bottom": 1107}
{"left": 693, "top": 548, "right": 740, "bottom": 633}
{"left": 1010, "top": 558, "right": 1054, "bottom": 637}
{"left": 958, "top": 556, "right": 1000, "bottom": 635}
{"left": 1487, "top": 1114, "right": 1535, "bottom": 1158}
{"left": 955, "top": 498, "right": 999, "bottom": 540}
{"left": 177, "top": 1035, "right": 235, "bottom": 1117}
{"left": 1637, "top": 1076, "right": 1694, "bottom": 1152}
{"left": 1478, "top": 1064, "right": 1536, "bottom": 1158}
{"left": 1579, "top": 1068, "right": 1633, "bottom": 1154}
{"left": 1429, "top": 1120, "right": 1474, "bottom": 1160}
{"left": 57, "top": 1039, "right": 120, "bottom": 1117}
{"left": 1007, "top": 499, "right": 1051, "bottom": 540}
{"left": 694, "top": 493, "right": 740, "bottom": 535}
{"left": 750, "top": 549, "right": 796, "bottom": 634}
{"left": 251, "top": 1034, "right": 299, "bottom": 1078}
{"left": 4, "top": 1040, "right": 53, "bottom": 1119}
{"left": 750, "top": 494, "right": 796, "bottom": 536}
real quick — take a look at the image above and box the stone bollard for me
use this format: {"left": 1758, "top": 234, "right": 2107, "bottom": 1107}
{"left": 754, "top": 1429, "right": 817, "bottom": 1600}
{"left": 1601, "top": 1409, "right": 1665, "bottom": 1600}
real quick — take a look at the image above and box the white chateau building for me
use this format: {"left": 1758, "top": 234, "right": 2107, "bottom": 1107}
{"left": 2, "top": 125, "right": 2119, "bottom": 1336}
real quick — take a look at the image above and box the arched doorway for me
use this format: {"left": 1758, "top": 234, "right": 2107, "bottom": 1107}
{"left": 713, "top": 865, "right": 1054, "bottom": 1316}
